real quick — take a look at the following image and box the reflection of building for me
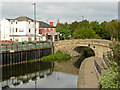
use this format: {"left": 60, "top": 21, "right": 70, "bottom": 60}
{"left": 0, "top": 16, "right": 59, "bottom": 42}
{"left": 0, "top": 61, "right": 53, "bottom": 89}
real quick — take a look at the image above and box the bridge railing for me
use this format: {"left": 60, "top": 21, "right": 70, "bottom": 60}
{"left": 103, "top": 53, "right": 110, "bottom": 68}
{"left": 0, "top": 42, "right": 52, "bottom": 51}
{"left": 94, "top": 60, "right": 101, "bottom": 76}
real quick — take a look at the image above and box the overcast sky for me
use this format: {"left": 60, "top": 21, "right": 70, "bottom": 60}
{"left": 0, "top": 0, "right": 119, "bottom": 25}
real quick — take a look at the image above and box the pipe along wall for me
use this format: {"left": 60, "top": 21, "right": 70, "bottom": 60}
{"left": 0, "top": 47, "right": 52, "bottom": 66}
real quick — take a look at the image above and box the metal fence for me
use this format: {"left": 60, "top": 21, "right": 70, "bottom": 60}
{"left": 103, "top": 53, "right": 110, "bottom": 68}
{"left": 0, "top": 42, "right": 52, "bottom": 51}
{"left": 94, "top": 60, "right": 101, "bottom": 76}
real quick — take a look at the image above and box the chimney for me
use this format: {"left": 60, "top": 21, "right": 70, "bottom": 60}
{"left": 49, "top": 21, "right": 53, "bottom": 26}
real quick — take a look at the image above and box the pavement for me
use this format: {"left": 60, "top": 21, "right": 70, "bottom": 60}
{"left": 77, "top": 56, "right": 105, "bottom": 88}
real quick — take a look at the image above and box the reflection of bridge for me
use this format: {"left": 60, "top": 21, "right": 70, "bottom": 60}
{"left": 54, "top": 39, "right": 112, "bottom": 58}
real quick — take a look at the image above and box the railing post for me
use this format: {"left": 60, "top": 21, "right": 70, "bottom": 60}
{"left": 6, "top": 45, "right": 7, "bottom": 51}
{"left": 0, "top": 45, "right": 1, "bottom": 51}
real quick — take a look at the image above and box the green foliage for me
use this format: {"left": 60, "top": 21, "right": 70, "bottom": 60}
{"left": 32, "top": 40, "right": 37, "bottom": 43}
{"left": 107, "top": 41, "right": 120, "bottom": 67}
{"left": 1, "top": 42, "right": 9, "bottom": 46}
{"left": 23, "top": 40, "right": 28, "bottom": 44}
{"left": 99, "top": 67, "right": 119, "bottom": 88}
{"left": 73, "top": 27, "right": 101, "bottom": 39}
{"left": 100, "top": 41, "right": 120, "bottom": 88}
{"left": 41, "top": 50, "right": 71, "bottom": 62}
{"left": 13, "top": 42, "right": 19, "bottom": 45}
{"left": 30, "top": 59, "right": 35, "bottom": 63}
{"left": 67, "top": 21, "right": 79, "bottom": 36}
{"left": 105, "top": 19, "right": 119, "bottom": 39}
{"left": 56, "top": 19, "right": 120, "bottom": 40}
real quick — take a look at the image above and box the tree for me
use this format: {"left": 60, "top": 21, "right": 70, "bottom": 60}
{"left": 77, "top": 20, "right": 90, "bottom": 29}
{"left": 56, "top": 23, "right": 68, "bottom": 40}
{"left": 67, "top": 21, "right": 79, "bottom": 37}
{"left": 73, "top": 27, "right": 101, "bottom": 39}
{"left": 105, "top": 19, "right": 119, "bottom": 40}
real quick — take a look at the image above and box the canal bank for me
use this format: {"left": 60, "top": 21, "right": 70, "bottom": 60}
{"left": 0, "top": 47, "right": 52, "bottom": 67}
{"left": 77, "top": 56, "right": 105, "bottom": 88}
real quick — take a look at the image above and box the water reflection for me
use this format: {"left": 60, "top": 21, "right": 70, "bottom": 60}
{"left": 0, "top": 57, "right": 79, "bottom": 89}
{"left": 1, "top": 61, "right": 53, "bottom": 89}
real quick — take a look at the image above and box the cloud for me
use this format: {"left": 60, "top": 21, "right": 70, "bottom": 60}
{"left": 1, "top": 2, "right": 118, "bottom": 25}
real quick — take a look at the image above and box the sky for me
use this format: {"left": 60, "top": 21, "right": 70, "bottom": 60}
{"left": 0, "top": 0, "right": 119, "bottom": 26}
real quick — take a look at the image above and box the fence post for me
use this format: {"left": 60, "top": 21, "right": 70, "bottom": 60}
{"left": 6, "top": 45, "right": 7, "bottom": 51}
{"left": 46, "top": 42, "right": 47, "bottom": 47}
{"left": 0, "top": 45, "right": 1, "bottom": 51}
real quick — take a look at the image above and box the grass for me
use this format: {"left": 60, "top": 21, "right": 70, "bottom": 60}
{"left": 41, "top": 51, "right": 71, "bottom": 63}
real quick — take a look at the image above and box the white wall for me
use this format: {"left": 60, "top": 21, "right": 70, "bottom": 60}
{"left": 1, "top": 18, "right": 40, "bottom": 42}
{"left": 1, "top": 18, "right": 10, "bottom": 40}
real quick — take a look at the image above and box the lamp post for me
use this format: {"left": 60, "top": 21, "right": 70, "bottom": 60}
{"left": 82, "top": 16, "right": 84, "bottom": 28}
{"left": 32, "top": 3, "right": 37, "bottom": 41}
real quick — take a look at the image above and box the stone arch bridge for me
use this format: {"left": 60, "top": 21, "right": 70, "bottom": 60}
{"left": 54, "top": 39, "right": 112, "bottom": 58}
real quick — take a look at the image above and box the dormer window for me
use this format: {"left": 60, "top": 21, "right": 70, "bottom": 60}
{"left": 10, "top": 20, "right": 13, "bottom": 24}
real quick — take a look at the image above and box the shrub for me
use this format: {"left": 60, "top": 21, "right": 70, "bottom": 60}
{"left": 41, "top": 50, "right": 71, "bottom": 62}
{"left": 99, "top": 67, "right": 119, "bottom": 88}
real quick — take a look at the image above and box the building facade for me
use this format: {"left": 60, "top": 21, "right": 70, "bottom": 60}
{"left": 1, "top": 16, "right": 40, "bottom": 42}
{"left": 0, "top": 16, "right": 59, "bottom": 42}
{"left": 38, "top": 21, "right": 59, "bottom": 42}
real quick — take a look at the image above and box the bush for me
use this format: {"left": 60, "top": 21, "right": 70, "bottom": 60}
{"left": 99, "top": 67, "right": 119, "bottom": 88}
{"left": 41, "top": 51, "right": 71, "bottom": 62}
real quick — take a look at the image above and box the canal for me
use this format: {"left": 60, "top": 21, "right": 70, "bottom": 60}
{"left": 0, "top": 56, "right": 83, "bottom": 89}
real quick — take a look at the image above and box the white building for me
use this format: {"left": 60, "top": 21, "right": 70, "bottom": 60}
{"left": 1, "top": 16, "right": 41, "bottom": 42}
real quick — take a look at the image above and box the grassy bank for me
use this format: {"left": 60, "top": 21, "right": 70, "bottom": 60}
{"left": 41, "top": 51, "right": 71, "bottom": 62}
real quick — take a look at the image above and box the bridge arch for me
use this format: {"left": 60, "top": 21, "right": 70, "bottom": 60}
{"left": 54, "top": 39, "right": 111, "bottom": 58}
{"left": 73, "top": 46, "right": 95, "bottom": 57}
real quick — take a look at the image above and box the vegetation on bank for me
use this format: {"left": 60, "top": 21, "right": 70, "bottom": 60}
{"left": 41, "top": 51, "right": 71, "bottom": 62}
{"left": 99, "top": 41, "right": 120, "bottom": 88}
{"left": 99, "top": 66, "right": 119, "bottom": 88}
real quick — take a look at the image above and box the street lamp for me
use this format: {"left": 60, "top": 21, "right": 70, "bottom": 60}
{"left": 82, "top": 16, "right": 84, "bottom": 28}
{"left": 32, "top": 3, "right": 37, "bottom": 41}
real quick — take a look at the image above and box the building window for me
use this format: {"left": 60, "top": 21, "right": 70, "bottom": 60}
{"left": 12, "top": 28, "right": 14, "bottom": 33}
{"left": 29, "top": 29, "right": 31, "bottom": 33}
{"left": 29, "top": 21, "right": 30, "bottom": 24}
{"left": 11, "top": 22, "right": 13, "bottom": 24}
{"left": 10, "top": 28, "right": 11, "bottom": 33}
{"left": 16, "top": 21, "right": 17, "bottom": 24}
{"left": 48, "top": 35, "right": 51, "bottom": 40}
{"left": 49, "top": 28, "right": 50, "bottom": 32}
{"left": 45, "top": 28, "right": 47, "bottom": 33}
{"left": 53, "top": 28, "right": 54, "bottom": 32}
{"left": 39, "top": 29, "right": 42, "bottom": 34}
{"left": 16, "top": 28, "right": 18, "bottom": 32}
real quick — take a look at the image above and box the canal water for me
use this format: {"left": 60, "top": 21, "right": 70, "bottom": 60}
{"left": 0, "top": 56, "right": 83, "bottom": 89}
